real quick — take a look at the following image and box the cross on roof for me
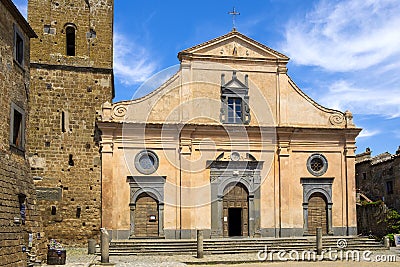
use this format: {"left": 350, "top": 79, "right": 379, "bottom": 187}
{"left": 228, "top": 7, "right": 240, "bottom": 31}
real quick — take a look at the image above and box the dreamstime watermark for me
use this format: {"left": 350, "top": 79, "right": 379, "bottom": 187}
{"left": 257, "top": 239, "right": 397, "bottom": 262}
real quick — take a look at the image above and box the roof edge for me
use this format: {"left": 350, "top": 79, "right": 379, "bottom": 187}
{"left": 178, "top": 30, "right": 289, "bottom": 61}
{"left": 1, "top": 0, "right": 37, "bottom": 38}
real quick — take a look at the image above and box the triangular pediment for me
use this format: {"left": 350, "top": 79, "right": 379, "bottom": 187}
{"left": 178, "top": 30, "right": 289, "bottom": 61}
{"left": 225, "top": 79, "right": 246, "bottom": 89}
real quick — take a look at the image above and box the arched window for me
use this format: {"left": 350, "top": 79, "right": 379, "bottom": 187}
{"left": 66, "top": 26, "right": 76, "bottom": 56}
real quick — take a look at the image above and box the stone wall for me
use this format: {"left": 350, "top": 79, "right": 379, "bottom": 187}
{"left": 0, "top": 154, "right": 46, "bottom": 266}
{"left": 0, "top": 0, "right": 46, "bottom": 265}
{"left": 28, "top": 68, "right": 112, "bottom": 243}
{"left": 27, "top": 0, "right": 114, "bottom": 244}
{"left": 356, "top": 147, "right": 400, "bottom": 212}
{"left": 28, "top": 0, "right": 113, "bottom": 69}
{"left": 357, "top": 201, "right": 388, "bottom": 238}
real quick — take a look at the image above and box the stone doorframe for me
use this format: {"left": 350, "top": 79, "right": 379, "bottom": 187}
{"left": 128, "top": 176, "right": 166, "bottom": 238}
{"left": 208, "top": 160, "right": 263, "bottom": 238}
{"left": 301, "top": 178, "right": 334, "bottom": 235}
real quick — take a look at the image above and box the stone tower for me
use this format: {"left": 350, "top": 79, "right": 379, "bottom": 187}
{"left": 27, "top": 0, "right": 114, "bottom": 243}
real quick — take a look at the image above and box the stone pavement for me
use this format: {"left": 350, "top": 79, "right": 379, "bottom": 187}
{"left": 39, "top": 247, "right": 400, "bottom": 267}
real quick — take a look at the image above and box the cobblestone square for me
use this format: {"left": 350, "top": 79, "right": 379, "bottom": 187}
{"left": 39, "top": 247, "right": 400, "bottom": 267}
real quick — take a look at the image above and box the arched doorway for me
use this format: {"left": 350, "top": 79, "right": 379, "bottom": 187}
{"left": 223, "top": 183, "right": 249, "bottom": 237}
{"left": 134, "top": 193, "right": 159, "bottom": 237}
{"left": 307, "top": 192, "right": 328, "bottom": 235}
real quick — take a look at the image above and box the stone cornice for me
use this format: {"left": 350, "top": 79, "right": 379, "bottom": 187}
{"left": 30, "top": 62, "right": 113, "bottom": 74}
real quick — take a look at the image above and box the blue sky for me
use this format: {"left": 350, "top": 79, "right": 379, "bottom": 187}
{"left": 14, "top": 0, "right": 400, "bottom": 156}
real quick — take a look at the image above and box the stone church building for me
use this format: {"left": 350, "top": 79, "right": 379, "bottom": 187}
{"left": 13, "top": 0, "right": 361, "bottom": 244}
{"left": 98, "top": 30, "right": 361, "bottom": 239}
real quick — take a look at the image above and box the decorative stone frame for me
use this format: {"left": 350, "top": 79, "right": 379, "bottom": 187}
{"left": 220, "top": 71, "right": 251, "bottom": 124}
{"left": 307, "top": 153, "right": 328, "bottom": 177}
{"left": 208, "top": 160, "right": 263, "bottom": 238}
{"left": 134, "top": 150, "right": 159, "bottom": 175}
{"left": 301, "top": 178, "right": 334, "bottom": 235}
{"left": 128, "top": 176, "right": 166, "bottom": 238}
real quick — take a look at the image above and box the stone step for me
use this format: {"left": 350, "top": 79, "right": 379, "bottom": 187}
{"left": 107, "top": 237, "right": 386, "bottom": 255}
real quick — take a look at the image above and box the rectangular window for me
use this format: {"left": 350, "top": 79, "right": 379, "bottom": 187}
{"left": 362, "top": 173, "right": 367, "bottom": 180}
{"left": 66, "top": 26, "right": 76, "bottom": 56}
{"left": 10, "top": 103, "right": 25, "bottom": 150}
{"left": 14, "top": 25, "right": 24, "bottom": 65}
{"left": 386, "top": 181, "right": 394, "bottom": 195}
{"left": 227, "top": 98, "right": 242, "bottom": 123}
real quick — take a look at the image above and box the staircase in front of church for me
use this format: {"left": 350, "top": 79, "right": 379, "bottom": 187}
{"left": 108, "top": 236, "right": 386, "bottom": 255}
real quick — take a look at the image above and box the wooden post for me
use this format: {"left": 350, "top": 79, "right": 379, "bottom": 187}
{"left": 197, "top": 229, "right": 204, "bottom": 258}
{"left": 316, "top": 227, "right": 322, "bottom": 255}
{"left": 101, "top": 228, "right": 110, "bottom": 263}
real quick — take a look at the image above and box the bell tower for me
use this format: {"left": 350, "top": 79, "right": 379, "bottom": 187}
{"left": 27, "top": 0, "right": 114, "bottom": 243}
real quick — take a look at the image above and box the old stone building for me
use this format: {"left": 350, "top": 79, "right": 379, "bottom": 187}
{"left": 27, "top": 0, "right": 114, "bottom": 242}
{"left": 356, "top": 147, "right": 400, "bottom": 211}
{"left": 99, "top": 30, "right": 361, "bottom": 239}
{"left": 0, "top": 0, "right": 46, "bottom": 265}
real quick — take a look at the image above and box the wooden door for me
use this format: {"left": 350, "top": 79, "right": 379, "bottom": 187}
{"left": 307, "top": 192, "right": 328, "bottom": 235}
{"left": 223, "top": 183, "right": 249, "bottom": 237}
{"left": 134, "top": 193, "right": 159, "bottom": 237}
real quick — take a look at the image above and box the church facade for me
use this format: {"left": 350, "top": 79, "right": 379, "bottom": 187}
{"left": 98, "top": 30, "right": 361, "bottom": 239}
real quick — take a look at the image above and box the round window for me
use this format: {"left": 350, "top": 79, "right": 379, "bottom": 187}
{"left": 230, "top": 151, "right": 240, "bottom": 161}
{"left": 134, "top": 150, "right": 159, "bottom": 175}
{"left": 307, "top": 154, "right": 328, "bottom": 177}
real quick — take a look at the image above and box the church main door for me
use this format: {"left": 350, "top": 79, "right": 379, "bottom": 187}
{"left": 307, "top": 192, "right": 328, "bottom": 235}
{"left": 134, "top": 193, "right": 159, "bottom": 237}
{"left": 223, "top": 183, "right": 249, "bottom": 237}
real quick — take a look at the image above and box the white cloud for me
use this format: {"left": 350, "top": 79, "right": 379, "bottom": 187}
{"left": 113, "top": 32, "right": 157, "bottom": 86}
{"left": 283, "top": 0, "right": 400, "bottom": 72}
{"left": 282, "top": 0, "right": 400, "bottom": 119}
{"left": 132, "top": 65, "right": 179, "bottom": 99}
{"left": 357, "top": 128, "right": 380, "bottom": 139}
{"left": 318, "top": 80, "right": 400, "bottom": 118}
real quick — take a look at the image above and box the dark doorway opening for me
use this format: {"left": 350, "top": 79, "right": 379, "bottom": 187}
{"left": 228, "top": 208, "right": 242, "bottom": 236}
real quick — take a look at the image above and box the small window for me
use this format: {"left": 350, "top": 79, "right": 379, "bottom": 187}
{"left": 362, "top": 173, "right": 367, "bottom": 180}
{"left": 51, "top": 206, "right": 57, "bottom": 215}
{"left": 18, "top": 194, "right": 26, "bottom": 225}
{"left": 14, "top": 25, "right": 24, "bottom": 65}
{"left": 66, "top": 26, "right": 76, "bottom": 56}
{"left": 386, "top": 181, "right": 394, "bottom": 195}
{"left": 76, "top": 206, "right": 81, "bottom": 218}
{"left": 10, "top": 103, "right": 25, "bottom": 150}
{"left": 227, "top": 97, "right": 243, "bottom": 123}
{"left": 61, "top": 111, "right": 66, "bottom": 132}
{"left": 68, "top": 154, "right": 74, "bottom": 166}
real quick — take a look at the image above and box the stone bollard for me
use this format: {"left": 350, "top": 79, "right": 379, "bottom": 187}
{"left": 197, "top": 229, "right": 204, "bottom": 259}
{"left": 101, "top": 228, "right": 110, "bottom": 263}
{"left": 88, "top": 239, "right": 96, "bottom": 255}
{"left": 316, "top": 227, "right": 322, "bottom": 255}
{"left": 383, "top": 236, "right": 390, "bottom": 248}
